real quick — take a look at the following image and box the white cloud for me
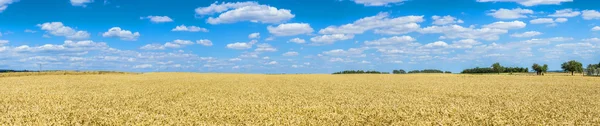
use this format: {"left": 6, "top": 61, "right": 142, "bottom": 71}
{"left": 248, "top": 32, "right": 260, "bottom": 39}
{"left": 319, "top": 12, "right": 424, "bottom": 35}
{"left": 226, "top": 42, "right": 252, "bottom": 50}
{"left": 549, "top": 9, "right": 581, "bottom": 17}
{"left": 204, "top": 3, "right": 294, "bottom": 24}
{"left": 483, "top": 20, "right": 527, "bottom": 29}
{"left": 282, "top": 51, "right": 299, "bottom": 56}
{"left": 511, "top": 31, "right": 542, "bottom": 38}
{"left": 323, "top": 48, "right": 365, "bottom": 56}
{"left": 288, "top": 38, "right": 306, "bottom": 44}
{"left": 196, "top": 39, "right": 213, "bottom": 46}
{"left": 476, "top": 0, "right": 573, "bottom": 6}
{"left": 0, "top": 40, "right": 8, "bottom": 46}
{"left": 171, "top": 25, "right": 208, "bottom": 32}
{"left": 0, "top": 0, "right": 17, "bottom": 12}
{"left": 267, "top": 23, "right": 313, "bottom": 36}
{"left": 352, "top": 0, "right": 405, "bottom": 6}
{"left": 266, "top": 61, "right": 278, "bottom": 65}
{"left": 364, "top": 36, "right": 416, "bottom": 46}
{"left": 24, "top": 29, "right": 37, "bottom": 33}
{"left": 373, "top": 23, "right": 420, "bottom": 35}
{"left": 592, "top": 26, "right": 600, "bottom": 31}
{"left": 255, "top": 43, "right": 277, "bottom": 52}
{"left": 70, "top": 0, "right": 93, "bottom": 7}
{"left": 487, "top": 8, "right": 533, "bottom": 19}
{"left": 310, "top": 34, "right": 354, "bottom": 44}
{"left": 229, "top": 58, "right": 242, "bottom": 61}
{"left": 423, "top": 41, "right": 449, "bottom": 48}
{"left": 140, "top": 39, "right": 195, "bottom": 50}
{"left": 431, "top": 15, "right": 464, "bottom": 25}
{"left": 37, "top": 22, "right": 90, "bottom": 40}
{"left": 141, "top": 16, "right": 174, "bottom": 23}
{"left": 419, "top": 25, "right": 508, "bottom": 41}
{"left": 195, "top": 1, "right": 259, "bottom": 15}
{"left": 102, "top": 27, "right": 140, "bottom": 41}
{"left": 133, "top": 64, "right": 153, "bottom": 69}
{"left": 582, "top": 10, "right": 600, "bottom": 20}
{"left": 529, "top": 18, "right": 567, "bottom": 25}
{"left": 450, "top": 39, "right": 482, "bottom": 49}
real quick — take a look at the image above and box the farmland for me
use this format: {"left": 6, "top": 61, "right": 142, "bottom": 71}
{"left": 1, "top": 73, "right": 599, "bottom": 125}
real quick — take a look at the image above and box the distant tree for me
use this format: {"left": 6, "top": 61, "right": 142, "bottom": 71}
{"left": 561, "top": 60, "right": 583, "bottom": 76}
{"left": 444, "top": 71, "right": 452, "bottom": 74}
{"left": 542, "top": 64, "right": 548, "bottom": 75}
{"left": 491, "top": 62, "right": 504, "bottom": 74}
{"left": 532, "top": 63, "right": 543, "bottom": 75}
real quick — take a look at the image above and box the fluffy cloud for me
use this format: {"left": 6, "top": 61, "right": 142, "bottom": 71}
{"left": 431, "top": 15, "right": 464, "bottom": 25}
{"left": 487, "top": 8, "right": 533, "bottom": 19}
{"left": 0, "top": 40, "right": 9, "bottom": 46}
{"left": 422, "top": 41, "right": 449, "bottom": 48}
{"left": 171, "top": 25, "right": 208, "bottom": 32}
{"left": 419, "top": 25, "right": 508, "bottom": 41}
{"left": 511, "top": 31, "right": 542, "bottom": 38}
{"left": 133, "top": 64, "right": 153, "bottom": 69}
{"left": 0, "top": 0, "right": 17, "bottom": 12}
{"left": 450, "top": 39, "right": 482, "bottom": 49}
{"left": 476, "top": 0, "right": 573, "bottom": 6}
{"left": 323, "top": 48, "right": 365, "bottom": 56}
{"left": 140, "top": 39, "right": 196, "bottom": 50}
{"left": 229, "top": 58, "right": 242, "bottom": 62}
{"left": 254, "top": 43, "right": 277, "bottom": 52}
{"left": 196, "top": 39, "right": 213, "bottom": 46}
{"left": 199, "top": 2, "right": 295, "bottom": 24}
{"left": 248, "top": 33, "right": 260, "bottom": 39}
{"left": 195, "top": 1, "right": 259, "bottom": 15}
{"left": 37, "top": 22, "right": 90, "bottom": 40}
{"left": 102, "top": 27, "right": 140, "bottom": 41}
{"left": 141, "top": 16, "right": 174, "bottom": 23}
{"left": 483, "top": 21, "right": 527, "bottom": 29}
{"left": 288, "top": 38, "right": 306, "bottom": 44}
{"left": 592, "top": 26, "right": 600, "bottom": 31}
{"left": 582, "top": 10, "right": 600, "bottom": 20}
{"left": 70, "top": 0, "right": 93, "bottom": 7}
{"left": 351, "top": 0, "right": 406, "bottom": 6}
{"left": 267, "top": 23, "right": 314, "bottom": 36}
{"left": 282, "top": 51, "right": 299, "bottom": 56}
{"left": 529, "top": 18, "right": 567, "bottom": 24}
{"left": 364, "top": 36, "right": 416, "bottom": 46}
{"left": 227, "top": 42, "right": 252, "bottom": 50}
{"left": 548, "top": 9, "right": 581, "bottom": 17}
{"left": 319, "top": 13, "right": 424, "bottom": 35}
{"left": 310, "top": 34, "right": 354, "bottom": 44}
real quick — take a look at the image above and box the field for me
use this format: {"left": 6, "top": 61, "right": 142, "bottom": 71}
{"left": 1, "top": 73, "right": 599, "bottom": 125}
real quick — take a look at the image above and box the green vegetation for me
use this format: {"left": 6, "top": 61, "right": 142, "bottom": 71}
{"left": 561, "top": 60, "right": 583, "bottom": 76}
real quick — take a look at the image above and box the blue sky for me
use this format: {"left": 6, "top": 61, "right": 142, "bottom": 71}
{"left": 1, "top": 0, "right": 599, "bottom": 73}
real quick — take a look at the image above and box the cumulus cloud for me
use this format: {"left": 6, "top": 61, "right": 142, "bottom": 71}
{"left": 133, "top": 64, "right": 153, "bottom": 69}
{"left": 431, "top": 15, "right": 464, "bottom": 25}
{"left": 450, "top": 39, "right": 482, "bottom": 49}
{"left": 288, "top": 38, "right": 306, "bottom": 44}
{"left": 266, "top": 61, "right": 278, "bottom": 65}
{"left": 582, "top": 10, "right": 600, "bottom": 20}
{"left": 196, "top": 39, "right": 213, "bottom": 46}
{"left": 171, "top": 25, "right": 208, "bottom": 32}
{"left": 140, "top": 39, "right": 196, "bottom": 50}
{"left": 282, "top": 51, "right": 299, "bottom": 56}
{"left": 419, "top": 25, "right": 508, "bottom": 41}
{"left": 248, "top": 33, "right": 260, "bottom": 39}
{"left": 351, "top": 0, "right": 406, "bottom": 6}
{"left": 511, "top": 31, "right": 542, "bottom": 38}
{"left": 141, "top": 16, "right": 174, "bottom": 23}
{"left": 529, "top": 18, "right": 567, "bottom": 24}
{"left": 267, "top": 23, "right": 313, "bottom": 36}
{"left": 319, "top": 12, "right": 424, "bottom": 35}
{"left": 487, "top": 8, "right": 533, "bottom": 19}
{"left": 0, "top": 40, "right": 9, "bottom": 46}
{"left": 476, "top": 0, "right": 573, "bottom": 6}
{"left": 198, "top": 2, "right": 294, "bottom": 24}
{"left": 323, "top": 48, "right": 365, "bottom": 57}
{"left": 364, "top": 36, "right": 416, "bottom": 46}
{"left": 483, "top": 21, "right": 527, "bottom": 29}
{"left": 229, "top": 58, "right": 242, "bottom": 62}
{"left": 310, "top": 34, "right": 354, "bottom": 44}
{"left": 592, "top": 26, "right": 600, "bottom": 31}
{"left": 227, "top": 42, "right": 252, "bottom": 50}
{"left": 102, "top": 27, "right": 140, "bottom": 41}
{"left": 70, "top": 0, "right": 93, "bottom": 7}
{"left": 37, "top": 22, "right": 90, "bottom": 40}
{"left": 422, "top": 41, "right": 449, "bottom": 48}
{"left": 254, "top": 43, "right": 277, "bottom": 52}
{"left": 548, "top": 9, "right": 581, "bottom": 17}
{"left": 0, "top": 0, "right": 17, "bottom": 12}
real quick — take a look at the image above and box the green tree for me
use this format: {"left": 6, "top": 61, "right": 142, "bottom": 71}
{"left": 491, "top": 62, "right": 504, "bottom": 74}
{"left": 532, "top": 63, "right": 542, "bottom": 75}
{"left": 561, "top": 60, "right": 583, "bottom": 76}
{"left": 542, "top": 64, "right": 548, "bottom": 75}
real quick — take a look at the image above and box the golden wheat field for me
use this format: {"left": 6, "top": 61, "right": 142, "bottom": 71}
{"left": 1, "top": 73, "right": 599, "bottom": 125}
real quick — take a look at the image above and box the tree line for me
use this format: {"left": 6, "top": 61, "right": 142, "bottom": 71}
{"left": 461, "top": 60, "right": 594, "bottom": 76}
{"left": 334, "top": 69, "right": 451, "bottom": 74}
